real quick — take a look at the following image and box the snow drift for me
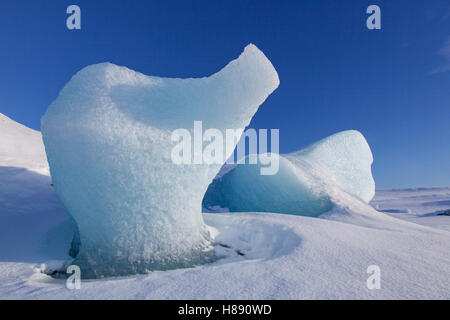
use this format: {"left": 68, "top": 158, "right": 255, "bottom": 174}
{"left": 40, "top": 44, "right": 280, "bottom": 278}
{"left": 203, "top": 130, "right": 375, "bottom": 216}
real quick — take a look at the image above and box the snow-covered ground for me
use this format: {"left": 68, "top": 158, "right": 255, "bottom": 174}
{"left": 372, "top": 188, "right": 450, "bottom": 232}
{"left": 0, "top": 113, "right": 449, "bottom": 299}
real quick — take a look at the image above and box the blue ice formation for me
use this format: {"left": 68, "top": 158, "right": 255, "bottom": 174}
{"left": 41, "top": 44, "right": 280, "bottom": 277}
{"left": 203, "top": 130, "right": 375, "bottom": 216}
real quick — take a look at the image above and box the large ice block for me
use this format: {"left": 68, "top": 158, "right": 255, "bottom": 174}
{"left": 41, "top": 44, "right": 279, "bottom": 278}
{"left": 203, "top": 130, "right": 375, "bottom": 216}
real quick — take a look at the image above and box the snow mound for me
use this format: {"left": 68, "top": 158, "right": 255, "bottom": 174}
{"left": 207, "top": 214, "right": 302, "bottom": 260}
{"left": 203, "top": 130, "right": 375, "bottom": 216}
{"left": 0, "top": 114, "right": 49, "bottom": 175}
{"left": 40, "top": 44, "right": 280, "bottom": 278}
{"left": 1, "top": 115, "right": 449, "bottom": 299}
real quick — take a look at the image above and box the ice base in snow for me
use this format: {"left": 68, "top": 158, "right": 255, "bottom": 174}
{"left": 41, "top": 44, "right": 279, "bottom": 278}
{"left": 203, "top": 130, "right": 375, "bottom": 216}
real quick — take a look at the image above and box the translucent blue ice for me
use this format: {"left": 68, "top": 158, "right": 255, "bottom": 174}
{"left": 41, "top": 44, "right": 279, "bottom": 277}
{"left": 203, "top": 130, "right": 375, "bottom": 216}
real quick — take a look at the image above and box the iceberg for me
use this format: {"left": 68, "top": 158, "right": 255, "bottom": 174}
{"left": 41, "top": 44, "right": 280, "bottom": 278}
{"left": 203, "top": 130, "right": 375, "bottom": 216}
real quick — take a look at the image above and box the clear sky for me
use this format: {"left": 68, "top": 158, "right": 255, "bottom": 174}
{"left": 0, "top": 0, "right": 449, "bottom": 189}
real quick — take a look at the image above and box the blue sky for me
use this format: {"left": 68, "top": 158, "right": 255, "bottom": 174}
{"left": 0, "top": 0, "right": 449, "bottom": 189}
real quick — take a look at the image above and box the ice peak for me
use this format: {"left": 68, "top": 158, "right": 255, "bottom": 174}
{"left": 41, "top": 44, "right": 279, "bottom": 278}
